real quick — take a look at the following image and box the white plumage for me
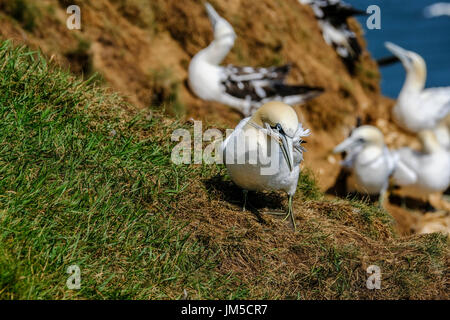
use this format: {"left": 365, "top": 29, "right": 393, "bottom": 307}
{"left": 392, "top": 131, "right": 450, "bottom": 194}
{"left": 222, "top": 101, "right": 310, "bottom": 230}
{"left": 333, "top": 125, "right": 398, "bottom": 205}
{"left": 299, "top": 0, "right": 365, "bottom": 73}
{"left": 188, "top": 3, "right": 323, "bottom": 117}
{"left": 385, "top": 42, "right": 450, "bottom": 149}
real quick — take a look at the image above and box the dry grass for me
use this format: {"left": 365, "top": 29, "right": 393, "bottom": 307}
{"left": 0, "top": 2, "right": 448, "bottom": 300}
{"left": 174, "top": 170, "right": 449, "bottom": 299}
{"left": 0, "top": 0, "right": 391, "bottom": 192}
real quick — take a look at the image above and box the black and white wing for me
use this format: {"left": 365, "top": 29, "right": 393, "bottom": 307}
{"left": 221, "top": 64, "right": 324, "bottom": 110}
{"left": 317, "top": 0, "right": 366, "bottom": 25}
{"left": 301, "top": 0, "right": 366, "bottom": 73}
{"left": 224, "top": 64, "right": 292, "bottom": 83}
{"left": 334, "top": 25, "right": 363, "bottom": 73}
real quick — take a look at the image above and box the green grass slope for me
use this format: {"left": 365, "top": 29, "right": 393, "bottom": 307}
{"left": 0, "top": 42, "right": 448, "bottom": 299}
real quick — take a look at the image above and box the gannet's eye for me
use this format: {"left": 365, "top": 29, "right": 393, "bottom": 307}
{"left": 271, "top": 123, "right": 282, "bottom": 131}
{"left": 357, "top": 138, "right": 365, "bottom": 143}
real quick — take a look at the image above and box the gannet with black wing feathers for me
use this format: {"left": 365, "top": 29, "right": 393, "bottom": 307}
{"left": 188, "top": 3, "right": 324, "bottom": 117}
{"left": 333, "top": 125, "right": 398, "bottom": 205}
{"left": 222, "top": 101, "right": 310, "bottom": 231}
{"left": 385, "top": 42, "right": 450, "bottom": 149}
{"left": 392, "top": 130, "right": 450, "bottom": 194}
{"left": 299, "top": 0, "right": 366, "bottom": 73}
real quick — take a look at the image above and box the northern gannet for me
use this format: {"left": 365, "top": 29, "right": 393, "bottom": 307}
{"left": 385, "top": 42, "right": 450, "bottom": 149}
{"left": 188, "top": 3, "right": 324, "bottom": 117}
{"left": 299, "top": 0, "right": 366, "bottom": 73}
{"left": 376, "top": 55, "right": 400, "bottom": 68}
{"left": 222, "top": 101, "right": 310, "bottom": 230}
{"left": 333, "top": 125, "right": 397, "bottom": 205}
{"left": 434, "top": 115, "right": 450, "bottom": 150}
{"left": 392, "top": 130, "right": 450, "bottom": 195}
{"left": 424, "top": 2, "right": 450, "bottom": 18}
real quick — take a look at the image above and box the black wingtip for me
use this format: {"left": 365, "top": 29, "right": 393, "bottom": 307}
{"left": 311, "top": 86, "right": 325, "bottom": 97}
{"left": 271, "top": 64, "right": 292, "bottom": 76}
{"left": 307, "top": 86, "right": 325, "bottom": 99}
{"left": 272, "top": 84, "right": 324, "bottom": 99}
{"left": 376, "top": 55, "right": 401, "bottom": 67}
{"left": 322, "top": 3, "right": 367, "bottom": 20}
{"left": 350, "top": 8, "right": 368, "bottom": 16}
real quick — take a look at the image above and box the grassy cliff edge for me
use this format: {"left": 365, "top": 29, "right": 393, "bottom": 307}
{"left": 0, "top": 42, "right": 448, "bottom": 299}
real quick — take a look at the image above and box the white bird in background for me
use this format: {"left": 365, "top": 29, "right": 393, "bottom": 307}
{"left": 299, "top": 0, "right": 366, "bottom": 73}
{"left": 188, "top": 2, "right": 324, "bottom": 117}
{"left": 433, "top": 115, "right": 450, "bottom": 150}
{"left": 392, "top": 130, "right": 450, "bottom": 195}
{"left": 222, "top": 101, "right": 310, "bottom": 230}
{"left": 424, "top": 2, "right": 450, "bottom": 18}
{"left": 385, "top": 42, "right": 450, "bottom": 149}
{"left": 333, "top": 125, "right": 399, "bottom": 205}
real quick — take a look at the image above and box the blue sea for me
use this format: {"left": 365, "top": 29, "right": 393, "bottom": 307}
{"left": 348, "top": 0, "right": 450, "bottom": 98}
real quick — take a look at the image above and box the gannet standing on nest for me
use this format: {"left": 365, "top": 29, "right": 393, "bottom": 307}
{"left": 333, "top": 126, "right": 400, "bottom": 206}
{"left": 385, "top": 42, "right": 450, "bottom": 149}
{"left": 222, "top": 101, "right": 310, "bottom": 231}
{"left": 188, "top": 3, "right": 324, "bottom": 117}
{"left": 299, "top": 0, "right": 366, "bottom": 73}
{"left": 392, "top": 131, "right": 450, "bottom": 194}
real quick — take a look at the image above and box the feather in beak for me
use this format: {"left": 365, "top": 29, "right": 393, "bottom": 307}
{"left": 279, "top": 132, "right": 294, "bottom": 172}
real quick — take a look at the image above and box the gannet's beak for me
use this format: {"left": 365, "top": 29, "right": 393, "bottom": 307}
{"left": 205, "top": 2, "right": 236, "bottom": 41}
{"left": 279, "top": 133, "right": 294, "bottom": 172}
{"left": 333, "top": 137, "right": 357, "bottom": 154}
{"left": 205, "top": 2, "right": 221, "bottom": 29}
{"left": 385, "top": 42, "right": 412, "bottom": 68}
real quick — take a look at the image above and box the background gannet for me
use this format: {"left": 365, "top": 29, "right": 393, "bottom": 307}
{"left": 376, "top": 55, "right": 400, "bottom": 68}
{"left": 385, "top": 42, "right": 450, "bottom": 148}
{"left": 188, "top": 3, "right": 324, "bottom": 117}
{"left": 222, "top": 101, "right": 310, "bottom": 230}
{"left": 434, "top": 114, "right": 450, "bottom": 150}
{"left": 299, "top": 0, "right": 366, "bottom": 74}
{"left": 424, "top": 2, "right": 450, "bottom": 18}
{"left": 333, "top": 125, "right": 396, "bottom": 205}
{"left": 392, "top": 130, "right": 450, "bottom": 194}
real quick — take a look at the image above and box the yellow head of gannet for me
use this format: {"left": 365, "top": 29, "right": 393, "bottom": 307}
{"left": 247, "top": 101, "right": 299, "bottom": 172}
{"left": 385, "top": 42, "right": 427, "bottom": 93}
{"left": 334, "top": 125, "right": 385, "bottom": 154}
